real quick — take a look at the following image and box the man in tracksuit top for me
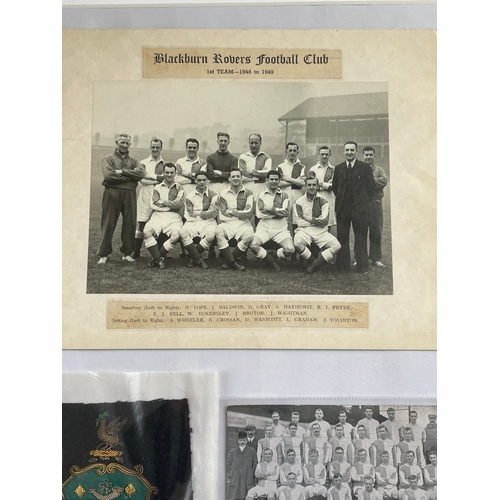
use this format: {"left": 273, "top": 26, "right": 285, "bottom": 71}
{"left": 142, "top": 162, "right": 184, "bottom": 269}
{"left": 97, "top": 133, "right": 145, "bottom": 264}
{"left": 206, "top": 132, "right": 238, "bottom": 195}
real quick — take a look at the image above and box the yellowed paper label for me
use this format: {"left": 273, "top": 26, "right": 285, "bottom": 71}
{"left": 143, "top": 47, "right": 342, "bottom": 79}
{"left": 107, "top": 300, "right": 368, "bottom": 329}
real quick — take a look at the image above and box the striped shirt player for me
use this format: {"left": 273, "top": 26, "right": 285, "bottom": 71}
{"left": 293, "top": 177, "right": 341, "bottom": 274}
{"left": 303, "top": 450, "right": 327, "bottom": 498}
{"left": 143, "top": 163, "right": 184, "bottom": 268}
{"left": 374, "top": 453, "right": 398, "bottom": 499}
{"left": 238, "top": 134, "right": 272, "bottom": 199}
{"left": 398, "top": 452, "right": 423, "bottom": 496}
{"left": 206, "top": 132, "right": 238, "bottom": 194}
{"left": 309, "top": 146, "right": 336, "bottom": 227}
{"left": 277, "top": 142, "right": 306, "bottom": 223}
{"left": 348, "top": 426, "right": 373, "bottom": 465}
{"left": 370, "top": 426, "right": 395, "bottom": 466}
{"left": 277, "top": 451, "right": 304, "bottom": 498}
{"left": 330, "top": 424, "right": 352, "bottom": 458}
{"left": 350, "top": 450, "right": 375, "bottom": 497}
{"left": 133, "top": 138, "right": 165, "bottom": 258}
{"left": 215, "top": 168, "right": 254, "bottom": 271}
{"left": 423, "top": 452, "right": 436, "bottom": 500}
{"left": 401, "top": 476, "right": 427, "bottom": 500}
{"left": 395, "top": 429, "right": 424, "bottom": 467}
{"left": 355, "top": 477, "right": 382, "bottom": 500}
{"left": 257, "top": 425, "right": 283, "bottom": 465}
{"left": 305, "top": 424, "right": 330, "bottom": 465}
{"left": 278, "top": 473, "right": 306, "bottom": 500}
{"left": 250, "top": 171, "right": 295, "bottom": 270}
{"left": 178, "top": 171, "right": 218, "bottom": 269}
{"left": 281, "top": 425, "right": 304, "bottom": 465}
{"left": 246, "top": 449, "right": 279, "bottom": 500}
{"left": 175, "top": 138, "right": 207, "bottom": 195}
{"left": 327, "top": 473, "right": 352, "bottom": 500}
{"left": 328, "top": 447, "right": 351, "bottom": 490}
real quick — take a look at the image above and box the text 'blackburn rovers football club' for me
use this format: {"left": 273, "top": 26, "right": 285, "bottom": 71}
{"left": 143, "top": 48, "right": 342, "bottom": 79}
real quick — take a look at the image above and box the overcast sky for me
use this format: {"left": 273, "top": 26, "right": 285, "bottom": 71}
{"left": 93, "top": 80, "right": 388, "bottom": 140}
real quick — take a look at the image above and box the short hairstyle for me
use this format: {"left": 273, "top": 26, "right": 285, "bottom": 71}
{"left": 249, "top": 133, "right": 262, "bottom": 141}
{"left": 406, "top": 450, "right": 415, "bottom": 457}
{"left": 364, "top": 476, "right": 374, "bottom": 483}
{"left": 358, "top": 448, "right": 367, "bottom": 455}
{"left": 229, "top": 168, "right": 242, "bottom": 176}
{"left": 217, "top": 132, "right": 230, "bottom": 140}
{"left": 318, "top": 145, "right": 331, "bottom": 153}
{"left": 408, "top": 475, "right": 418, "bottom": 481}
{"left": 338, "top": 411, "right": 346, "bottom": 416}
{"left": 150, "top": 137, "right": 163, "bottom": 148}
{"left": 378, "top": 425, "right": 387, "bottom": 432}
{"left": 286, "top": 448, "right": 295, "bottom": 455}
{"left": 344, "top": 141, "right": 358, "bottom": 149}
{"left": 365, "top": 406, "right": 374, "bottom": 412}
{"left": 262, "top": 448, "right": 273, "bottom": 455}
{"left": 195, "top": 170, "right": 208, "bottom": 179}
{"left": 357, "top": 425, "right": 366, "bottom": 431}
{"left": 265, "top": 424, "right": 273, "bottom": 430}
{"left": 410, "top": 410, "right": 418, "bottom": 416}
{"left": 334, "top": 424, "right": 344, "bottom": 430}
{"left": 272, "top": 411, "right": 279, "bottom": 417}
{"left": 387, "top": 407, "right": 395, "bottom": 412}
{"left": 428, "top": 451, "right": 437, "bottom": 458}
{"left": 403, "top": 427, "right": 412, "bottom": 433}
{"left": 335, "top": 447, "right": 344, "bottom": 453}
{"left": 305, "top": 176, "right": 319, "bottom": 186}
{"left": 267, "top": 169, "right": 282, "bottom": 180}
{"left": 381, "top": 451, "right": 390, "bottom": 456}
{"left": 332, "top": 473, "right": 342, "bottom": 480}
{"left": 163, "top": 162, "right": 176, "bottom": 172}
{"left": 363, "top": 146, "right": 375, "bottom": 153}
{"left": 186, "top": 138, "right": 199, "bottom": 147}
{"left": 288, "top": 422, "right": 298, "bottom": 428}
{"left": 116, "top": 133, "right": 131, "bottom": 142}
{"left": 311, "top": 422, "right": 321, "bottom": 429}
{"left": 286, "top": 142, "right": 299, "bottom": 150}
{"left": 287, "top": 472, "right": 297, "bottom": 478}
{"left": 291, "top": 412, "right": 300, "bottom": 417}
{"left": 308, "top": 449, "right": 319, "bottom": 456}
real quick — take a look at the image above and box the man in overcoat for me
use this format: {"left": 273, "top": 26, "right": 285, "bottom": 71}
{"left": 227, "top": 431, "right": 258, "bottom": 500}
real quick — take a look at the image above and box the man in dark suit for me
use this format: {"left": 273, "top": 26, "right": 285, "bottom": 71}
{"left": 332, "top": 141, "right": 376, "bottom": 273}
{"left": 245, "top": 424, "right": 259, "bottom": 452}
